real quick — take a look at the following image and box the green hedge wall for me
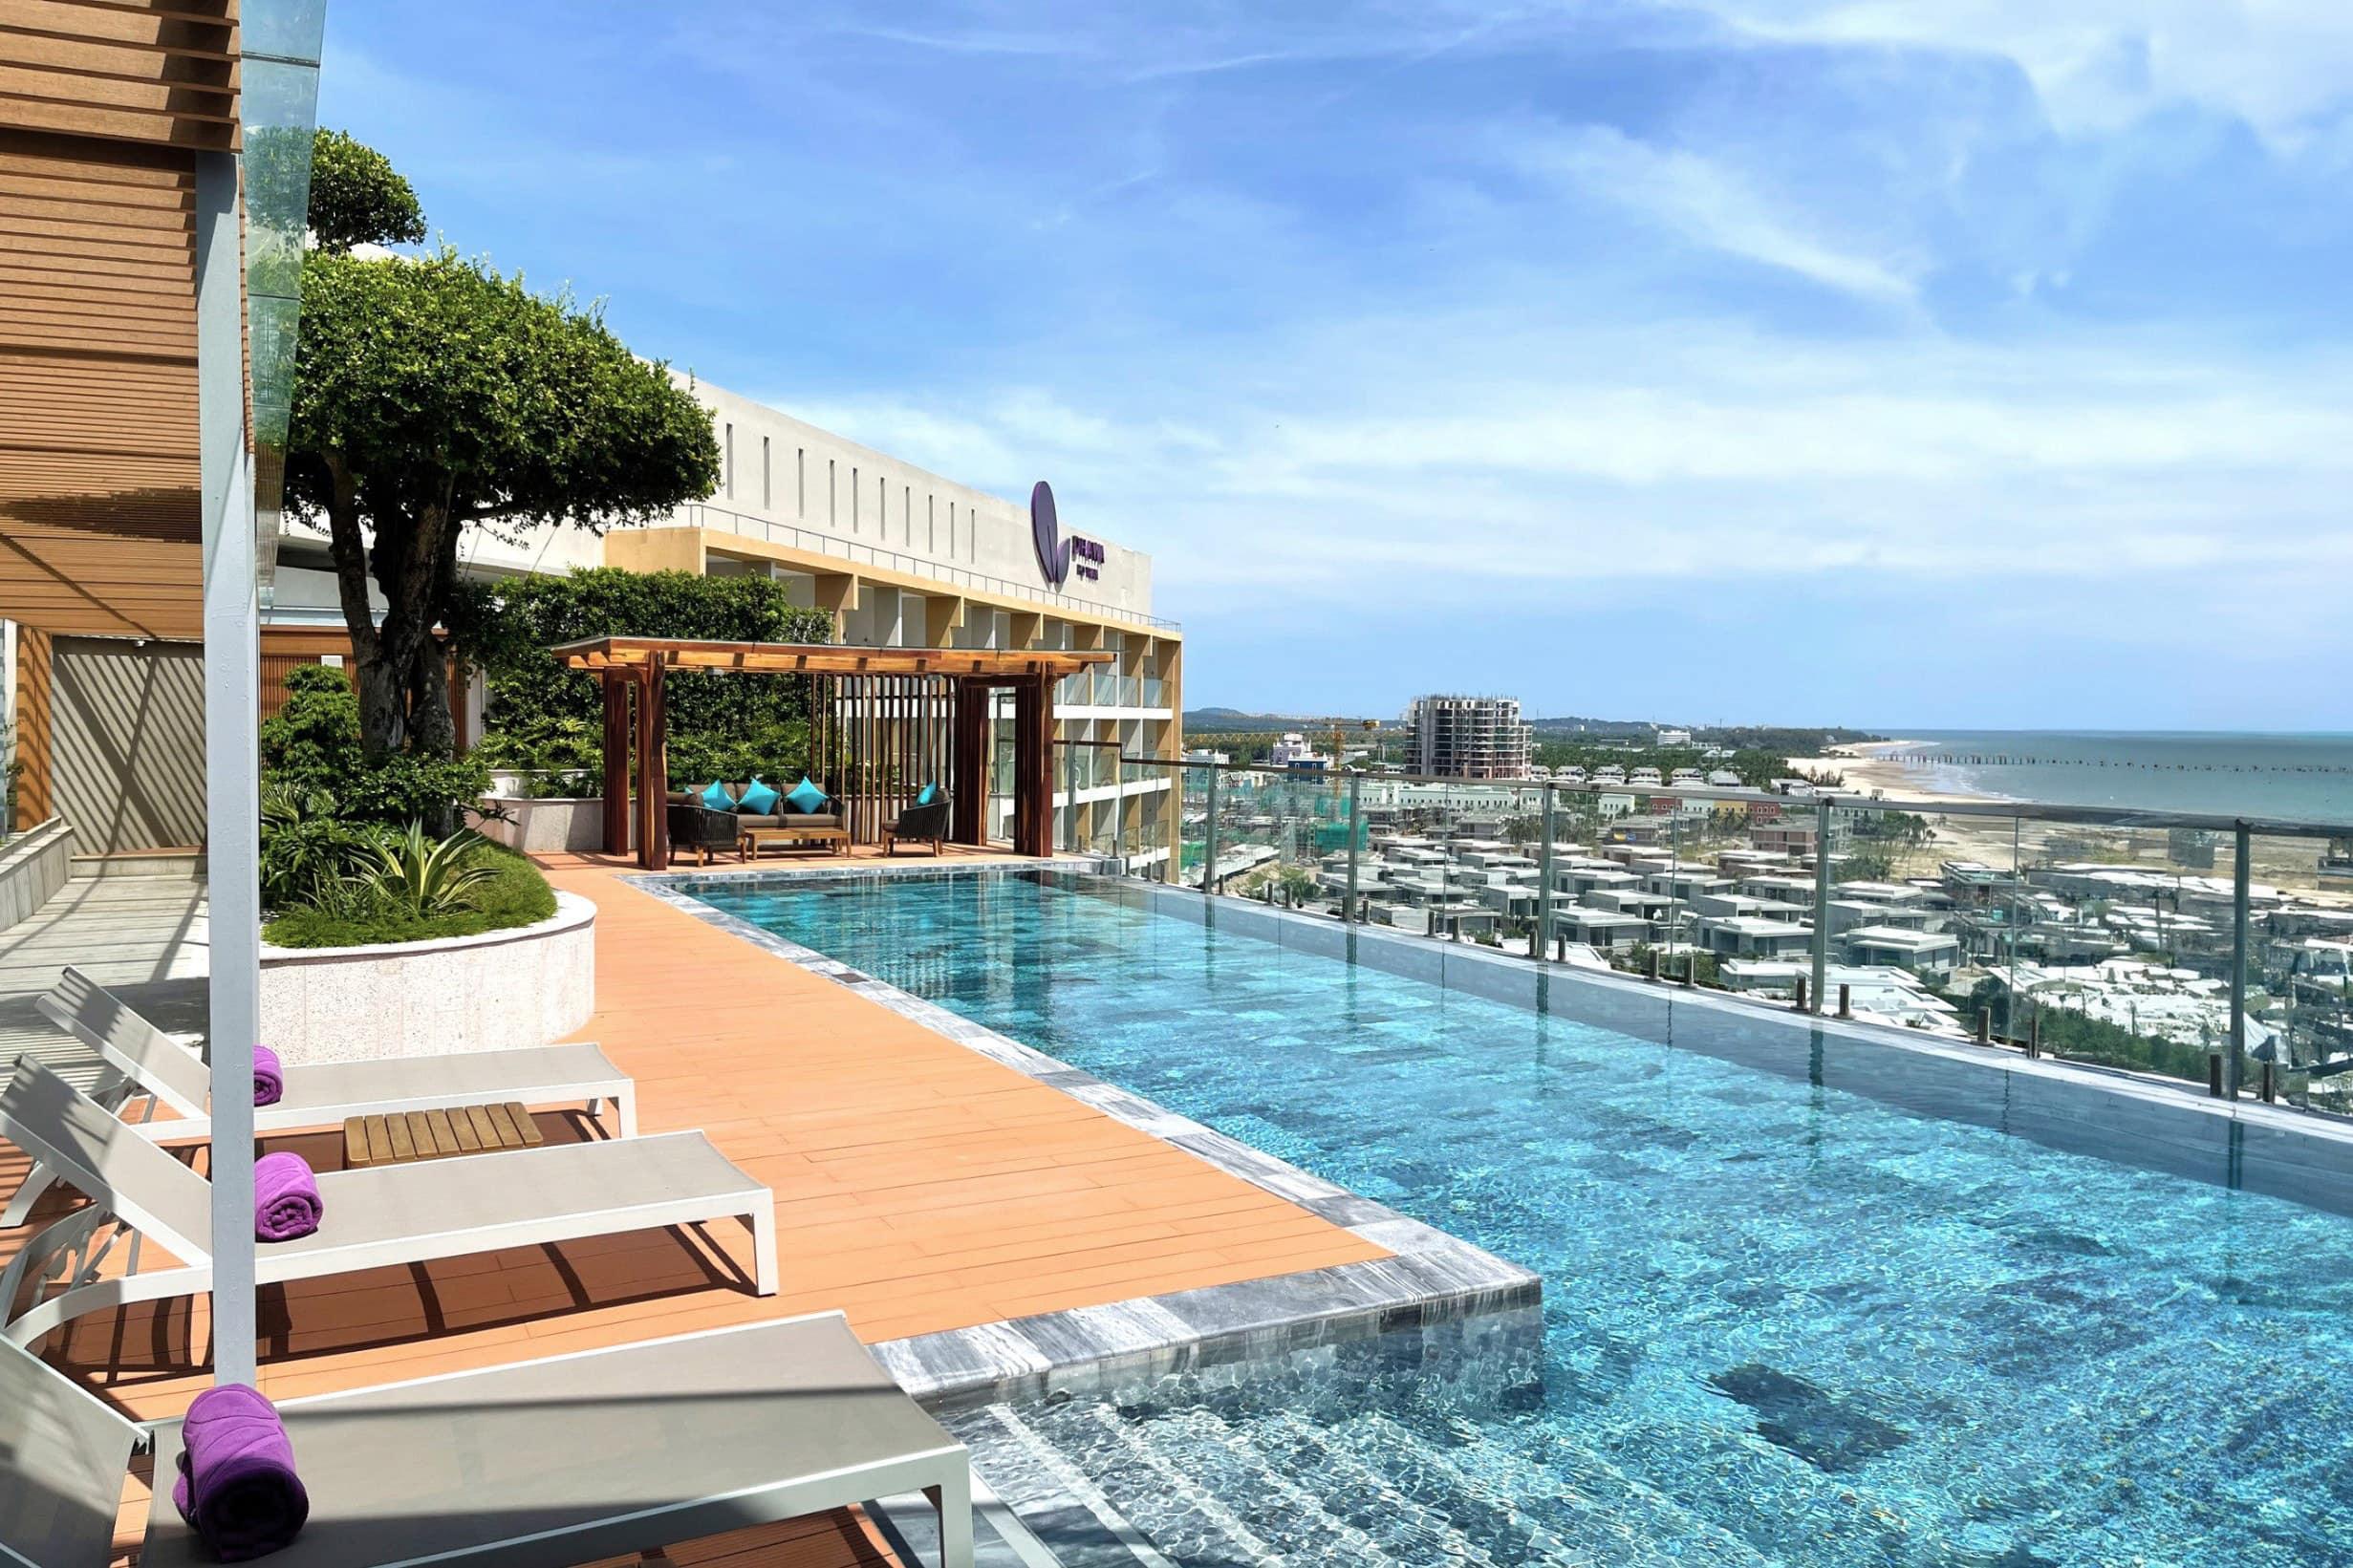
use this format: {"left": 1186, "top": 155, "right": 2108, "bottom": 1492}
{"left": 469, "top": 568, "right": 836, "bottom": 786}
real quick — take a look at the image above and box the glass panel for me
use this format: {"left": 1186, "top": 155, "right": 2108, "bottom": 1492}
{"left": 2250, "top": 829, "right": 2353, "bottom": 1113}
{"left": 1983, "top": 819, "right": 2234, "bottom": 1085}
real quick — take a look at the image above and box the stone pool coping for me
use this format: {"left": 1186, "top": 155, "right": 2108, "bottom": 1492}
{"left": 631, "top": 858, "right": 1543, "bottom": 1409}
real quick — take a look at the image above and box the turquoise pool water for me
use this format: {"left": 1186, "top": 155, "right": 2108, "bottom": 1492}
{"left": 698, "top": 870, "right": 2353, "bottom": 1567}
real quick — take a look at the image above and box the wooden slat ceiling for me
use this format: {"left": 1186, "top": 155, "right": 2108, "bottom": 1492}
{"left": 553, "top": 637, "right": 1119, "bottom": 680}
{"left": 0, "top": 0, "right": 236, "bottom": 640}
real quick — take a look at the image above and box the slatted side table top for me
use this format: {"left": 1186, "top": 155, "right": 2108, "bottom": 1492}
{"left": 343, "top": 1102, "right": 546, "bottom": 1168}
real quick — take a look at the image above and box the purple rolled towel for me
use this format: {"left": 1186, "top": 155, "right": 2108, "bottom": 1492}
{"left": 170, "top": 1382, "right": 310, "bottom": 1561}
{"left": 252, "top": 1151, "right": 322, "bottom": 1242}
{"left": 252, "top": 1046, "right": 284, "bottom": 1107}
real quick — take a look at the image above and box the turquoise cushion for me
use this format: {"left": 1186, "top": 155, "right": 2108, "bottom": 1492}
{"left": 737, "top": 777, "right": 781, "bottom": 814}
{"left": 699, "top": 780, "right": 736, "bottom": 811}
{"left": 785, "top": 776, "right": 828, "bottom": 814}
{"left": 915, "top": 784, "right": 939, "bottom": 806}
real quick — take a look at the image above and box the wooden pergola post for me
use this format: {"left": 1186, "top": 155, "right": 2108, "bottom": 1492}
{"left": 601, "top": 671, "right": 632, "bottom": 855}
{"left": 637, "top": 663, "right": 668, "bottom": 870}
{"left": 1011, "top": 675, "right": 1056, "bottom": 857}
{"left": 951, "top": 677, "right": 988, "bottom": 848}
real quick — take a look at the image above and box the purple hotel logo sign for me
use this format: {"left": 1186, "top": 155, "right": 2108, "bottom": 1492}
{"left": 1031, "top": 482, "right": 1106, "bottom": 587}
{"left": 1030, "top": 481, "right": 1068, "bottom": 587}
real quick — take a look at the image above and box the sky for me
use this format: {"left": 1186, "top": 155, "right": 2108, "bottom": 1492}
{"left": 316, "top": 2, "right": 2353, "bottom": 732}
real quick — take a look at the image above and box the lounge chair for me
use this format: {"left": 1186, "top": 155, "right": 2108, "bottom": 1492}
{"left": 0, "top": 1060, "right": 776, "bottom": 1354}
{"left": 883, "top": 794, "right": 952, "bottom": 857}
{"left": 2, "top": 966, "right": 636, "bottom": 1227}
{"left": 0, "top": 1312, "right": 973, "bottom": 1568}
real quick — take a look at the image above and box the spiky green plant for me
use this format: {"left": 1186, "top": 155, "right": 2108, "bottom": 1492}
{"left": 352, "top": 822, "right": 499, "bottom": 919}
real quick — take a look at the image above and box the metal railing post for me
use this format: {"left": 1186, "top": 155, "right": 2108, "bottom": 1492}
{"left": 1112, "top": 754, "right": 1125, "bottom": 866}
{"left": 1202, "top": 766, "right": 1222, "bottom": 895}
{"left": 2228, "top": 822, "right": 2251, "bottom": 1100}
{"left": 1344, "top": 773, "right": 1362, "bottom": 925}
{"left": 1536, "top": 783, "right": 1557, "bottom": 963}
{"left": 1809, "top": 798, "right": 1833, "bottom": 1015}
{"left": 1064, "top": 742, "right": 1079, "bottom": 852}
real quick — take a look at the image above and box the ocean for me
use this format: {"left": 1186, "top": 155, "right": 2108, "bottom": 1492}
{"left": 1873, "top": 731, "right": 2353, "bottom": 827}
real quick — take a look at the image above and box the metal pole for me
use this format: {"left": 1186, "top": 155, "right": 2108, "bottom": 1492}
{"left": 2228, "top": 822, "right": 2251, "bottom": 1100}
{"left": 196, "top": 148, "right": 259, "bottom": 1389}
{"left": 1112, "top": 751, "right": 1125, "bottom": 867}
{"left": 1536, "top": 783, "right": 1557, "bottom": 963}
{"left": 1809, "top": 798, "right": 1832, "bottom": 1015}
{"left": 1344, "top": 772, "right": 1362, "bottom": 925}
{"left": 1202, "top": 766, "right": 1221, "bottom": 894}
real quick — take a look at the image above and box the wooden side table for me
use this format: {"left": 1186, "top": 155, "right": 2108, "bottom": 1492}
{"left": 344, "top": 1101, "right": 546, "bottom": 1169}
{"left": 739, "top": 826, "right": 850, "bottom": 861}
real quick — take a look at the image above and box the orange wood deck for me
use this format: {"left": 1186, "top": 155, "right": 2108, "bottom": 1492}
{"left": 2, "top": 848, "right": 1384, "bottom": 1564}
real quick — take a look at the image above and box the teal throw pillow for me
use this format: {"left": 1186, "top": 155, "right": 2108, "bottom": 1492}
{"left": 916, "top": 783, "right": 939, "bottom": 806}
{"left": 785, "top": 776, "right": 828, "bottom": 814}
{"left": 699, "top": 780, "right": 736, "bottom": 811}
{"left": 737, "top": 777, "right": 781, "bottom": 814}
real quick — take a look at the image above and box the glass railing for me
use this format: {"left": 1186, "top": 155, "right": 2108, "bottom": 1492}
{"left": 1098, "top": 758, "right": 2353, "bottom": 1120}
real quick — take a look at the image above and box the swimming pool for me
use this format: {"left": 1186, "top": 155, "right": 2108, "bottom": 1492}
{"left": 695, "top": 869, "right": 2353, "bottom": 1567}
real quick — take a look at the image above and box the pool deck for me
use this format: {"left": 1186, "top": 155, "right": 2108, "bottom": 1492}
{"left": 1, "top": 847, "right": 1428, "bottom": 1564}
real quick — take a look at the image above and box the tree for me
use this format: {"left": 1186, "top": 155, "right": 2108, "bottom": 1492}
{"left": 285, "top": 138, "right": 720, "bottom": 761}
{"left": 306, "top": 129, "right": 424, "bottom": 254}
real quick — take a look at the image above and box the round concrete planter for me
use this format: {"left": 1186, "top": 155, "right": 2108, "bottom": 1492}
{"left": 473, "top": 795, "right": 608, "bottom": 854}
{"left": 259, "top": 891, "right": 596, "bottom": 1065}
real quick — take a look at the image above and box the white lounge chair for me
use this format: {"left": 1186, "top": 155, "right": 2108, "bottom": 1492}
{"left": 0, "top": 1060, "right": 776, "bottom": 1353}
{"left": 4, "top": 965, "right": 636, "bottom": 1226}
{"left": 0, "top": 1312, "right": 974, "bottom": 1568}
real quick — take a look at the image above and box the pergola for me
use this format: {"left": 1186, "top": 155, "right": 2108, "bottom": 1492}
{"left": 552, "top": 637, "right": 1115, "bottom": 868}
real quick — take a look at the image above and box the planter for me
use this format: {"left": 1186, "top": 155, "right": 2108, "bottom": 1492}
{"left": 260, "top": 891, "right": 596, "bottom": 1065}
{"left": 473, "top": 796, "right": 609, "bottom": 854}
{"left": 0, "top": 818, "right": 74, "bottom": 933}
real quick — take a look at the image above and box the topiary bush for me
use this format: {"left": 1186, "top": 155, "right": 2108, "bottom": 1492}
{"left": 258, "top": 665, "right": 551, "bottom": 945}
{"left": 264, "top": 665, "right": 492, "bottom": 831}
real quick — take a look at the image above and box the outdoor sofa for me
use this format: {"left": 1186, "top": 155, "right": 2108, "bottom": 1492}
{"left": 0, "top": 1059, "right": 777, "bottom": 1353}
{"left": 0, "top": 1309, "right": 974, "bottom": 1567}
{"left": 666, "top": 778, "right": 842, "bottom": 864}
{"left": 3, "top": 966, "right": 637, "bottom": 1226}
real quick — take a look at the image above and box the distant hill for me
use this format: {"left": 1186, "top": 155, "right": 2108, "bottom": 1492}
{"left": 1183, "top": 707, "right": 1384, "bottom": 734}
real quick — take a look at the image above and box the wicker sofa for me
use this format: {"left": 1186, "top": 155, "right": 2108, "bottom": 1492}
{"left": 666, "top": 780, "right": 842, "bottom": 865}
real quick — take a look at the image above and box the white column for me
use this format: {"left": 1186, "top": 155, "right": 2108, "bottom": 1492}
{"left": 195, "top": 149, "right": 260, "bottom": 1388}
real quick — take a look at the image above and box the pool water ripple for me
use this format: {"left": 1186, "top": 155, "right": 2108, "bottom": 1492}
{"left": 703, "top": 872, "right": 2353, "bottom": 1567}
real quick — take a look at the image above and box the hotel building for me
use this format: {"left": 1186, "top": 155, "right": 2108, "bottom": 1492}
{"left": 263, "top": 376, "right": 1185, "bottom": 871}
{"left": 1406, "top": 695, "right": 1533, "bottom": 780}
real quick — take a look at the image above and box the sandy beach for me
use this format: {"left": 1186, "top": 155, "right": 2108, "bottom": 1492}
{"left": 1782, "top": 740, "right": 2007, "bottom": 805}
{"left": 1775, "top": 742, "right": 2349, "bottom": 900}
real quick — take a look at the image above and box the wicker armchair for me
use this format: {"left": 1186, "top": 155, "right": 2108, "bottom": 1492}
{"left": 882, "top": 796, "right": 951, "bottom": 856}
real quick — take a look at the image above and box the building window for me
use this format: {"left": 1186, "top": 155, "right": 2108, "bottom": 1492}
{"left": 852, "top": 467, "right": 859, "bottom": 531}
{"left": 878, "top": 476, "right": 887, "bottom": 540}
{"left": 760, "top": 437, "right": 770, "bottom": 510}
{"left": 723, "top": 423, "right": 734, "bottom": 498}
{"left": 797, "top": 449, "right": 806, "bottom": 517}
{"left": 903, "top": 483, "right": 911, "bottom": 543}
{"left": 927, "top": 494, "right": 935, "bottom": 554}
{"left": 828, "top": 460, "right": 835, "bottom": 525}
{"left": 949, "top": 502, "right": 957, "bottom": 558}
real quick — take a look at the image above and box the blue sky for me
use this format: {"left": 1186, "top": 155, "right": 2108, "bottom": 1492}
{"left": 317, "top": 3, "right": 2353, "bottom": 731}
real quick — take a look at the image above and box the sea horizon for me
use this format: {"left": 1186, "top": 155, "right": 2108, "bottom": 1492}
{"left": 1840, "top": 728, "right": 2353, "bottom": 827}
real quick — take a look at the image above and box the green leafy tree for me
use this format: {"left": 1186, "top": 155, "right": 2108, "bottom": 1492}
{"left": 287, "top": 240, "right": 720, "bottom": 761}
{"left": 305, "top": 128, "right": 424, "bottom": 253}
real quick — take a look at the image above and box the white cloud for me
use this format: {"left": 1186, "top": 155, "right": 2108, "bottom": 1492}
{"left": 1678, "top": 0, "right": 2353, "bottom": 143}
{"left": 1512, "top": 125, "right": 1923, "bottom": 303}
